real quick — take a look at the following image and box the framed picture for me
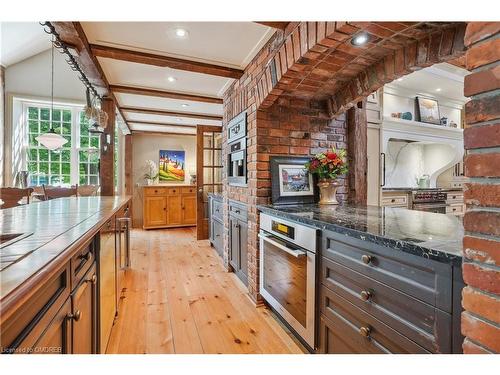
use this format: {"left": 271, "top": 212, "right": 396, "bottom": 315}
{"left": 159, "top": 150, "right": 186, "bottom": 182}
{"left": 270, "top": 156, "right": 318, "bottom": 205}
{"left": 415, "top": 96, "right": 441, "bottom": 125}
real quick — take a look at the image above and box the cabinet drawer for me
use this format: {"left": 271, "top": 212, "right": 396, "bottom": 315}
{"left": 167, "top": 187, "right": 180, "bottom": 195}
{"left": 381, "top": 195, "right": 407, "bottom": 206}
{"left": 181, "top": 187, "right": 195, "bottom": 194}
{"left": 144, "top": 187, "right": 167, "bottom": 196}
{"left": 319, "top": 287, "right": 429, "bottom": 354}
{"left": 212, "top": 199, "right": 223, "bottom": 221}
{"left": 446, "top": 204, "right": 464, "bottom": 215}
{"left": 322, "top": 231, "right": 452, "bottom": 312}
{"left": 70, "top": 239, "right": 96, "bottom": 289}
{"left": 446, "top": 192, "right": 463, "bottom": 203}
{"left": 212, "top": 220, "right": 224, "bottom": 257}
{"left": 228, "top": 200, "right": 247, "bottom": 220}
{"left": 321, "top": 256, "right": 452, "bottom": 352}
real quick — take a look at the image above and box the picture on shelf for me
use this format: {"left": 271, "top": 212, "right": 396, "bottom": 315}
{"left": 278, "top": 165, "right": 314, "bottom": 196}
{"left": 415, "top": 96, "right": 441, "bottom": 125}
{"left": 159, "top": 150, "right": 185, "bottom": 181}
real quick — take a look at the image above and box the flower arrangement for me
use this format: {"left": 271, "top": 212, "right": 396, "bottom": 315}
{"left": 144, "top": 159, "right": 159, "bottom": 182}
{"left": 305, "top": 147, "right": 348, "bottom": 180}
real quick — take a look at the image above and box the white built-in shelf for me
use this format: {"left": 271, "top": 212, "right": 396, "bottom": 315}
{"left": 382, "top": 116, "right": 463, "bottom": 141}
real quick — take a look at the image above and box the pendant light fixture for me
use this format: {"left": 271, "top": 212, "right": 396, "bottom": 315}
{"left": 35, "top": 36, "right": 68, "bottom": 150}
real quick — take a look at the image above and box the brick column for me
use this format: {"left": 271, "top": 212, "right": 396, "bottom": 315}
{"left": 461, "top": 22, "right": 500, "bottom": 354}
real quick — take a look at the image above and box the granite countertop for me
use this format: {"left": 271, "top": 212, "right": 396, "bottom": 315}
{"left": 0, "top": 196, "right": 131, "bottom": 314}
{"left": 382, "top": 187, "right": 463, "bottom": 192}
{"left": 257, "top": 203, "right": 463, "bottom": 265}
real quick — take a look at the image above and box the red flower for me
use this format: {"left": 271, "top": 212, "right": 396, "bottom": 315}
{"left": 326, "top": 152, "right": 337, "bottom": 160}
{"left": 311, "top": 159, "right": 320, "bottom": 169}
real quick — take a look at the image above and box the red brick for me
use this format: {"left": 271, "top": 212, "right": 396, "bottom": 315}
{"left": 289, "top": 146, "right": 309, "bottom": 155}
{"left": 464, "top": 65, "right": 500, "bottom": 97}
{"left": 464, "top": 123, "right": 500, "bottom": 149}
{"left": 462, "top": 286, "right": 500, "bottom": 324}
{"left": 463, "top": 338, "right": 495, "bottom": 354}
{"left": 462, "top": 262, "right": 500, "bottom": 295}
{"left": 462, "top": 312, "right": 500, "bottom": 352}
{"left": 463, "top": 235, "right": 500, "bottom": 266}
{"left": 464, "top": 22, "right": 500, "bottom": 47}
{"left": 466, "top": 38, "right": 500, "bottom": 70}
{"left": 464, "top": 183, "right": 500, "bottom": 207}
{"left": 269, "top": 145, "right": 289, "bottom": 154}
{"left": 465, "top": 153, "right": 500, "bottom": 177}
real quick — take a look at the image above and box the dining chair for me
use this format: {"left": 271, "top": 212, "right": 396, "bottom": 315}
{"left": 42, "top": 184, "right": 78, "bottom": 200}
{"left": 0, "top": 187, "right": 33, "bottom": 209}
{"left": 78, "top": 185, "right": 99, "bottom": 196}
{"left": 31, "top": 186, "right": 46, "bottom": 201}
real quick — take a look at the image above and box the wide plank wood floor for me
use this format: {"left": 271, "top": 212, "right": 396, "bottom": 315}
{"left": 106, "top": 228, "right": 304, "bottom": 354}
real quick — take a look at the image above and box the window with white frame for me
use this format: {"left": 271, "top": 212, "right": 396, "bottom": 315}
{"left": 25, "top": 100, "right": 100, "bottom": 186}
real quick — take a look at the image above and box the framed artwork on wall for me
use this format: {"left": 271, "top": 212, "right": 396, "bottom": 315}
{"left": 415, "top": 96, "right": 441, "bottom": 125}
{"left": 159, "top": 150, "right": 186, "bottom": 182}
{"left": 270, "top": 156, "right": 318, "bottom": 205}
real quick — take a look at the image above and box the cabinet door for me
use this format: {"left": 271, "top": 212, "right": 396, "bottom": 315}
{"left": 167, "top": 195, "right": 182, "bottom": 225}
{"left": 72, "top": 265, "right": 97, "bottom": 354}
{"left": 229, "top": 217, "right": 239, "bottom": 270}
{"left": 144, "top": 196, "right": 167, "bottom": 227}
{"left": 181, "top": 195, "right": 197, "bottom": 224}
{"left": 30, "top": 299, "right": 72, "bottom": 354}
{"left": 238, "top": 219, "right": 248, "bottom": 284}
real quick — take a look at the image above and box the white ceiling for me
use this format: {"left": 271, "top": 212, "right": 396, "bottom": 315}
{"left": 129, "top": 124, "right": 196, "bottom": 134}
{"left": 125, "top": 112, "right": 221, "bottom": 126}
{"left": 389, "top": 63, "right": 469, "bottom": 103}
{"left": 99, "top": 57, "right": 233, "bottom": 97}
{"left": 115, "top": 92, "right": 223, "bottom": 115}
{"left": 0, "top": 22, "right": 51, "bottom": 67}
{"left": 81, "top": 22, "right": 274, "bottom": 69}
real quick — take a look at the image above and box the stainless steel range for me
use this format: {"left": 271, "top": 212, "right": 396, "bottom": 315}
{"left": 259, "top": 213, "right": 317, "bottom": 349}
{"left": 411, "top": 190, "right": 447, "bottom": 213}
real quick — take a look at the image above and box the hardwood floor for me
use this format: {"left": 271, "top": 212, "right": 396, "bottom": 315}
{"left": 106, "top": 228, "right": 304, "bottom": 354}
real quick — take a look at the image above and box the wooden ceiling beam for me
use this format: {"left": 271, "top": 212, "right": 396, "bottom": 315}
{"left": 110, "top": 84, "right": 223, "bottom": 104}
{"left": 51, "top": 22, "right": 131, "bottom": 132}
{"left": 128, "top": 120, "right": 197, "bottom": 128}
{"left": 254, "top": 22, "right": 290, "bottom": 30}
{"left": 90, "top": 44, "right": 244, "bottom": 79}
{"left": 121, "top": 106, "right": 223, "bottom": 121}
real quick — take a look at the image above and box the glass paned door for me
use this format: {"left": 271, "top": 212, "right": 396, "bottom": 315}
{"left": 196, "top": 125, "right": 223, "bottom": 240}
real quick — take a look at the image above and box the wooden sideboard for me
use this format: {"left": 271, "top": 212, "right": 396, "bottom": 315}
{"left": 143, "top": 185, "right": 196, "bottom": 229}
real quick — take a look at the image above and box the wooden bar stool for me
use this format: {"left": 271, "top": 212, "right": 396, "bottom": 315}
{"left": 78, "top": 185, "right": 99, "bottom": 196}
{"left": 42, "top": 185, "right": 78, "bottom": 200}
{"left": 0, "top": 187, "right": 33, "bottom": 209}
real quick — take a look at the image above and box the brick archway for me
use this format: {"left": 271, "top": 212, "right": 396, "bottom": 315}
{"left": 223, "top": 22, "right": 499, "bottom": 353}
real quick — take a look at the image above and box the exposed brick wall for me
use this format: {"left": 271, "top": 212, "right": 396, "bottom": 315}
{"left": 461, "top": 22, "right": 500, "bottom": 354}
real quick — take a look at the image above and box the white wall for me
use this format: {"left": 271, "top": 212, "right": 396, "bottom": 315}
{"left": 131, "top": 133, "right": 197, "bottom": 227}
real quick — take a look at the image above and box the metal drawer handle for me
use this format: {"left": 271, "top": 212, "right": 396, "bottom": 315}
{"left": 67, "top": 310, "right": 82, "bottom": 322}
{"left": 258, "top": 233, "right": 306, "bottom": 258}
{"left": 359, "top": 326, "right": 371, "bottom": 338}
{"left": 86, "top": 274, "right": 97, "bottom": 285}
{"left": 361, "top": 255, "right": 373, "bottom": 264}
{"left": 79, "top": 252, "right": 92, "bottom": 261}
{"left": 360, "top": 290, "right": 372, "bottom": 301}
{"left": 391, "top": 198, "right": 396, "bottom": 203}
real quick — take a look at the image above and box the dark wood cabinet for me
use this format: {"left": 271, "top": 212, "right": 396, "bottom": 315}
{"left": 229, "top": 200, "right": 248, "bottom": 286}
{"left": 318, "top": 229, "right": 463, "bottom": 354}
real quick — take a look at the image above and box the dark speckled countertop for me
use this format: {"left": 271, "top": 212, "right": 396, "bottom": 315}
{"left": 257, "top": 203, "right": 463, "bottom": 265}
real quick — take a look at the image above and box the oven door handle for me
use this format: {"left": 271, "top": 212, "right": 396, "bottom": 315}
{"left": 258, "top": 233, "right": 306, "bottom": 258}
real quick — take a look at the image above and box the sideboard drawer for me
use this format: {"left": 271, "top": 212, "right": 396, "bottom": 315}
{"left": 181, "top": 187, "right": 195, "bottom": 194}
{"left": 144, "top": 187, "right": 167, "bottom": 196}
{"left": 167, "top": 187, "right": 180, "bottom": 195}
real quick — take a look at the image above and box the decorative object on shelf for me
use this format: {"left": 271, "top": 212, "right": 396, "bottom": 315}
{"left": 391, "top": 112, "right": 402, "bottom": 118}
{"left": 159, "top": 150, "right": 185, "bottom": 182}
{"left": 270, "top": 156, "right": 317, "bottom": 205}
{"left": 35, "top": 36, "right": 68, "bottom": 151}
{"left": 305, "top": 148, "right": 348, "bottom": 205}
{"left": 415, "top": 96, "right": 441, "bottom": 125}
{"left": 416, "top": 174, "right": 430, "bottom": 189}
{"left": 143, "top": 159, "right": 159, "bottom": 185}
{"left": 401, "top": 112, "right": 413, "bottom": 121}
{"left": 449, "top": 120, "right": 458, "bottom": 128}
{"left": 440, "top": 117, "right": 448, "bottom": 126}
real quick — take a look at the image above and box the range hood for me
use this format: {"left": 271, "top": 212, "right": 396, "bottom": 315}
{"left": 381, "top": 117, "right": 464, "bottom": 188}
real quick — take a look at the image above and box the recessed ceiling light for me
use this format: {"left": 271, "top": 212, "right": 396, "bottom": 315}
{"left": 181, "top": 104, "right": 189, "bottom": 108}
{"left": 397, "top": 78, "right": 404, "bottom": 82}
{"left": 435, "top": 88, "right": 442, "bottom": 92}
{"left": 177, "top": 118, "right": 182, "bottom": 122}
{"left": 351, "top": 33, "right": 369, "bottom": 46}
{"left": 167, "top": 76, "right": 177, "bottom": 83}
{"left": 175, "top": 28, "right": 188, "bottom": 38}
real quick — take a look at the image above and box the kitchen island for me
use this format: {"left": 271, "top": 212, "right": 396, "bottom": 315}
{"left": 257, "top": 203, "right": 464, "bottom": 354}
{"left": 0, "top": 196, "right": 131, "bottom": 354}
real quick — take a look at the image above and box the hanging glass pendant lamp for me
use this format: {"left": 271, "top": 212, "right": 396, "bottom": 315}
{"left": 35, "top": 36, "right": 68, "bottom": 150}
